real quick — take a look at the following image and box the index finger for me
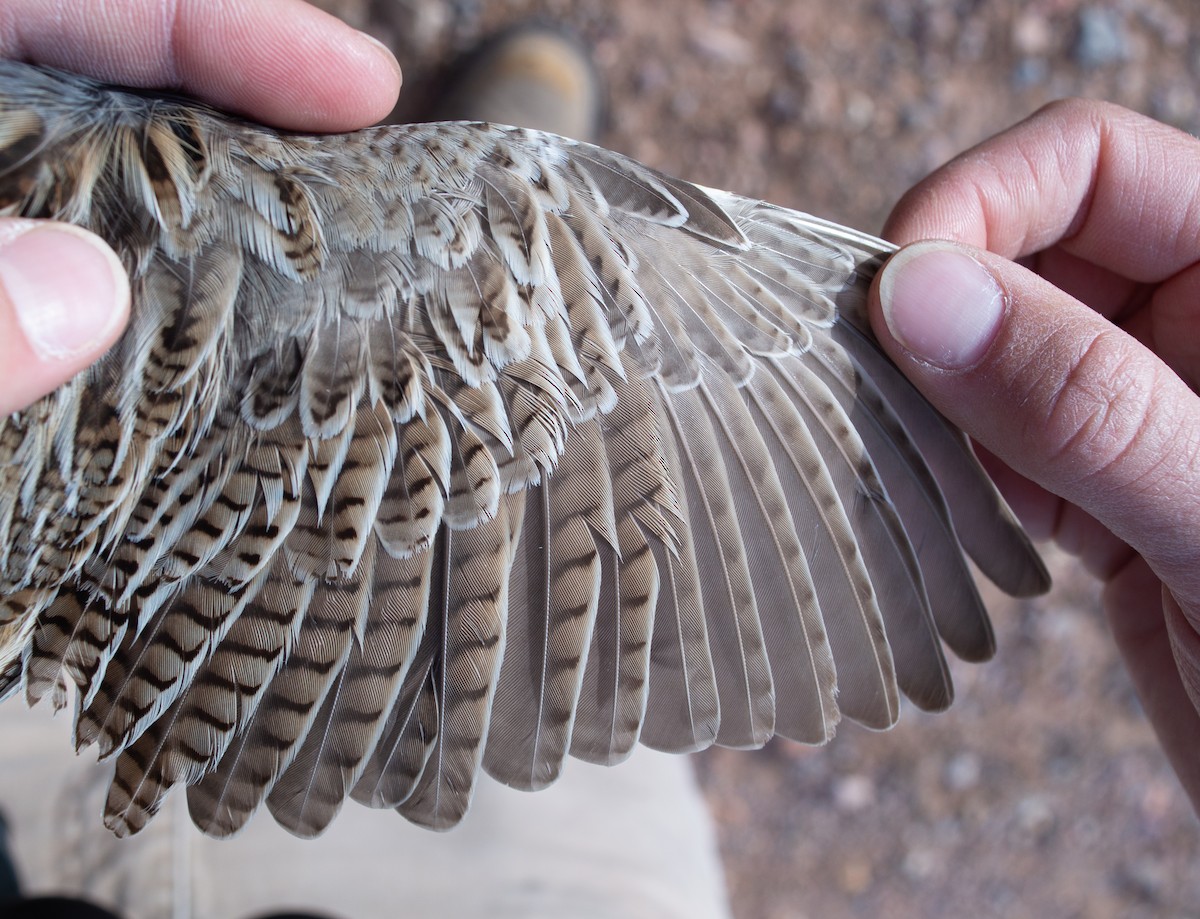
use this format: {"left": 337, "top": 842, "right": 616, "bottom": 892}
{"left": 0, "top": 0, "right": 401, "bottom": 131}
{"left": 883, "top": 98, "right": 1200, "bottom": 285}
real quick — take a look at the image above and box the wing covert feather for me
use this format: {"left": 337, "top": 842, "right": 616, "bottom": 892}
{"left": 0, "top": 61, "right": 1049, "bottom": 840}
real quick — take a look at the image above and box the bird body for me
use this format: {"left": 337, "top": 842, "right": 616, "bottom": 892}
{"left": 0, "top": 61, "right": 1048, "bottom": 838}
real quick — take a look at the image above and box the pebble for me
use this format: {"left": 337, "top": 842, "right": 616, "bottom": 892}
{"left": 942, "top": 752, "right": 982, "bottom": 792}
{"left": 1012, "top": 10, "right": 1053, "bottom": 56}
{"left": 669, "top": 89, "right": 700, "bottom": 119}
{"left": 765, "top": 87, "right": 802, "bottom": 124}
{"left": 836, "top": 857, "right": 873, "bottom": 894}
{"left": 687, "top": 23, "right": 753, "bottom": 65}
{"left": 1151, "top": 83, "right": 1197, "bottom": 128}
{"left": 1112, "top": 857, "right": 1169, "bottom": 904}
{"left": 1010, "top": 58, "right": 1048, "bottom": 90}
{"left": 832, "top": 774, "right": 875, "bottom": 812}
{"left": 1015, "top": 794, "right": 1057, "bottom": 842}
{"left": 843, "top": 90, "right": 875, "bottom": 130}
{"left": 1075, "top": 7, "right": 1129, "bottom": 67}
{"left": 633, "top": 60, "right": 669, "bottom": 93}
{"left": 901, "top": 845, "right": 940, "bottom": 881}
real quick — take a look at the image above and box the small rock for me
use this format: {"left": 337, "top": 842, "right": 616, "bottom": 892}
{"left": 844, "top": 91, "right": 875, "bottom": 130}
{"left": 1112, "top": 857, "right": 1169, "bottom": 905}
{"left": 633, "top": 60, "right": 670, "bottom": 94}
{"left": 1008, "top": 56, "right": 1046, "bottom": 91}
{"left": 1015, "top": 794, "right": 1057, "bottom": 842}
{"left": 687, "top": 23, "right": 752, "bottom": 65}
{"left": 1012, "top": 11, "right": 1052, "bottom": 56}
{"left": 1152, "top": 83, "right": 1197, "bottom": 127}
{"left": 1045, "top": 734, "right": 1081, "bottom": 779}
{"left": 783, "top": 47, "right": 807, "bottom": 76}
{"left": 1135, "top": 2, "right": 1187, "bottom": 49}
{"left": 1138, "top": 776, "right": 1175, "bottom": 824}
{"left": 1071, "top": 815, "right": 1101, "bottom": 849}
{"left": 898, "top": 102, "right": 934, "bottom": 132}
{"left": 765, "top": 87, "right": 803, "bottom": 125}
{"left": 833, "top": 774, "right": 875, "bottom": 812}
{"left": 804, "top": 76, "right": 841, "bottom": 127}
{"left": 1075, "top": 8, "right": 1128, "bottom": 68}
{"left": 837, "top": 857, "right": 873, "bottom": 894}
{"left": 737, "top": 120, "right": 768, "bottom": 160}
{"left": 943, "top": 752, "right": 982, "bottom": 792}
{"left": 902, "top": 845, "right": 940, "bottom": 882}
{"left": 668, "top": 89, "right": 700, "bottom": 119}
{"left": 956, "top": 18, "right": 988, "bottom": 62}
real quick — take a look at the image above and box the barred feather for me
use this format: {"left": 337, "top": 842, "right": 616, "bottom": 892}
{"left": 0, "top": 61, "right": 1049, "bottom": 840}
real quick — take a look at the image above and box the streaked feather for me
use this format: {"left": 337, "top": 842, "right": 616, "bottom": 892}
{"left": 399, "top": 500, "right": 511, "bottom": 829}
{"left": 266, "top": 542, "right": 432, "bottom": 837}
{"left": 0, "top": 61, "right": 1050, "bottom": 840}
{"left": 658, "top": 381, "right": 776, "bottom": 748}
{"left": 757, "top": 357, "right": 951, "bottom": 713}
{"left": 175, "top": 548, "right": 375, "bottom": 838}
{"left": 484, "top": 416, "right": 613, "bottom": 789}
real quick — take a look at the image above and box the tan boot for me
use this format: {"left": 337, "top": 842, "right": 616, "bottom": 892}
{"left": 432, "top": 25, "right": 603, "bottom": 142}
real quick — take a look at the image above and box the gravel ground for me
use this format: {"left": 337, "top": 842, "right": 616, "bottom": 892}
{"left": 326, "top": 1, "right": 1200, "bottom": 915}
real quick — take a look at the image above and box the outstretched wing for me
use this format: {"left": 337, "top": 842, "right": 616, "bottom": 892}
{"left": 0, "top": 61, "right": 1048, "bottom": 839}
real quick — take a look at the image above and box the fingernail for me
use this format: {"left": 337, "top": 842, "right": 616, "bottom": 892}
{"left": 0, "top": 221, "right": 129, "bottom": 361}
{"left": 879, "top": 241, "right": 1004, "bottom": 369}
{"left": 356, "top": 30, "right": 403, "bottom": 82}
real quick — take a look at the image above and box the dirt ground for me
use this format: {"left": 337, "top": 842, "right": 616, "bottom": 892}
{"left": 318, "top": 1, "right": 1200, "bottom": 916}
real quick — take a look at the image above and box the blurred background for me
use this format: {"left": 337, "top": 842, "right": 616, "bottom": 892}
{"left": 319, "top": 1, "right": 1200, "bottom": 916}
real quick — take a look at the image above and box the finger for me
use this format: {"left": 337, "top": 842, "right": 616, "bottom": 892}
{"left": 1, "top": 0, "right": 401, "bottom": 131}
{"left": 979, "top": 442, "right": 1135, "bottom": 580}
{"left": 1164, "top": 590, "right": 1200, "bottom": 717}
{"left": 1105, "top": 559, "right": 1200, "bottom": 812}
{"left": 1024, "top": 246, "right": 1145, "bottom": 324}
{"left": 0, "top": 220, "right": 129, "bottom": 415}
{"left": 882, "top": 98, "right": 1200, "bottom": 285}
{"left": 870, "top": 240, "right": 1200, "bottom": 602}
{"left": 974, "top": 446, "right": 1061, "bottom": 540}
{"left": 1130, "top": 267, "right": 1200, "bottom": 392}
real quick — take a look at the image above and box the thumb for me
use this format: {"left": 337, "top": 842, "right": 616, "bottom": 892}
{"left": 0, "top": 219, "right": 129, "bottom": 415}
{"left": 868, "top": 239, "right": 1200, "bottom": 601}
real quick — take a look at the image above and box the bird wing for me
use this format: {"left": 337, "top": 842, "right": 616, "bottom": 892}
{"left": 0, "top": 61, "right": 1049, "bottom": 839}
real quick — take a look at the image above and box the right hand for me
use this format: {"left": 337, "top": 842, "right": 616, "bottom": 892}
{"left": 867, "top": 98, "right": 1200, "bottom": 812}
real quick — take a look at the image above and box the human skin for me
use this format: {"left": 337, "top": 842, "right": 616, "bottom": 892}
{"left": 870, "top": 97, "right": 1200, "bottom": 813}
{"left": 0, "top": 0, "right": 402, "bottom": 415}
{"left": 3, "top": 5, "right": 1196, "bottom": 816}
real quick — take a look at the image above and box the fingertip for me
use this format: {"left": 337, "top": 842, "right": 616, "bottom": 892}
{"left": 299, "top": 18, "right": 403, "bottom": 127}
{"left": 8, "top": 0, "right": 403, "bottom": 133}
{"left": 872, "top": 240, "right": 1200, "bottom": 596}
{"left": 0, "top": 221, "right": 129, "bottom": 414}
{"left": 173, "top": 1, "right": 402, "bottom": 132}
{"left": 874, "top": 241, "right": 1006, "bottom": 371}
{"left": 357, "top": 30, "right": 404, "bottom": 89}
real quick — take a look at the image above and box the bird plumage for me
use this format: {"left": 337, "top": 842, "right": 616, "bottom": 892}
{"left": 0, "top": 60, "right": 1049, "bottom": 838}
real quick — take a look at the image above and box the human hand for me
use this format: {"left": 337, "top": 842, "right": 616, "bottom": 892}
{"left": 868, "top": 98, "right": 1200, "bottom": 811}
{"left": 0, "top": 0, "right": 401, "bottom": 415}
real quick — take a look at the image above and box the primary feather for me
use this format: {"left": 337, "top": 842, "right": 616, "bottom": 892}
{"left": 0, "top": 61, "right": 1050, "bottom": 838}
